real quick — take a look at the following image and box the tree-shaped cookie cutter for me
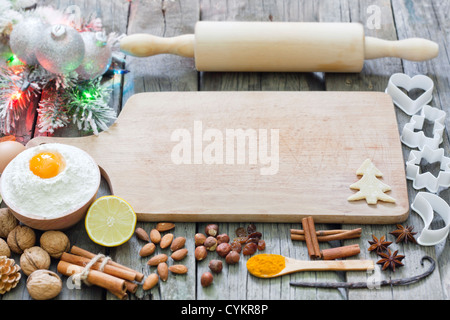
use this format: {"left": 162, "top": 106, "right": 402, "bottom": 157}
{"left": 401, "top": 105, "right": 446, "bottom": 150}
{"left": 411, "top": 192, "right": 450, "bottom": 246}
{"left": 406, "top": 146, "right": 450, "bottom": 193}
{"left": 385, "top": 73, "right": 434, "bottom": 115}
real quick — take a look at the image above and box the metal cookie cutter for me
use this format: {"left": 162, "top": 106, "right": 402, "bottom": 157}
{"left": 385, "top": 73, "right": 434, "bottom": 115}
{"left": 406, "top": 146, "right": 450, "bottom": 193}
{"left": 401, "top": 105, "right": 446, "bottom": 150}
{"left": 411, "top": 192, "right": 450, "bottom": 246}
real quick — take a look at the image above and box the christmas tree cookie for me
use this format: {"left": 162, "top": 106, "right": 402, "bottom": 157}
{"left": 348, "top": 159, "right": 396, "bottom": 205}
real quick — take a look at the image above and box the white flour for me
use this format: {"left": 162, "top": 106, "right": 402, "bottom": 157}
{"left": 1, "top": 143, "right": 100, "bottom": 218}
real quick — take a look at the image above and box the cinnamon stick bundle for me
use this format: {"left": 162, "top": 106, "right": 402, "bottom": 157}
{"left": 57, "top": 260, "right": 128, "bottom": 300}
{"left": 60, "top": 252, "right": 137, "bottom": 282}
{"left": 70, "top": 246, "right": 144, "bottom": 282}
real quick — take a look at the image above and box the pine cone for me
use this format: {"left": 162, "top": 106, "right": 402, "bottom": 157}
{"left": 0, "top": 256, "right": 22, "bottom": 294}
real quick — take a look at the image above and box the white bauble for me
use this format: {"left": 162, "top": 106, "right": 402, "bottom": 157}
{"left": 76, "top": 32, "right": 112, "bottom": 80}
{"left": 9, "top": 18, "right": 46, "bottom": 65}
{"left": 35, "top": 24, "right": 85, "bottom": 74}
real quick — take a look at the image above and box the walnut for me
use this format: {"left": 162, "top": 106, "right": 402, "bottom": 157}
{"left": 20, "top": 246, "right": 51, "bottom": 276}
{"left": 0, "top": 238, "right": 11, "bottom": 257}
{"left": 7, "top": 225, "right": 36, "bottom": 254}
{"left": 40, "top": 231, "right": 70, "bottom": 259}
{"left": 0, "top": 208, "right": 18, "bottom": 238}
{"left": 26, "top": 270, "right": 62, "bottom": 300}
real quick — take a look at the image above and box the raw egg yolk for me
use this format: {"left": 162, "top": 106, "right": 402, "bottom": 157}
{"left": 29, "top": 152, "right": 65, "bottom": 179}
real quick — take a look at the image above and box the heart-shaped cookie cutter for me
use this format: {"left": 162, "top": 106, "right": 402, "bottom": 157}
{"left": 401, "top": 105, "right": 446, "bottom": 150}
{"left": 411, "top": 192, "right": 450, "bottom": 246}
{"left": 406, "top": 146, "right": 450, "bottom": 193}
{"left": 385, "top": 73, "right": 434, "bottom": 115}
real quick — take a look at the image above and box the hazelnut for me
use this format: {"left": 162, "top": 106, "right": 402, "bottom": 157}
{"left": 26, "top": 270, "right": 62, "bottom": 300}
{"left": 216, "top": 242, "right": 232, "bottom": 257}
{"left": 201, "top": 271, "right": 213, "bottom": 287}
{"left": 204, "top": 236, "right": 218, "bottom": 251}
{"left": 0, "top": 208, "right": 18, "bottom": 238}
{"left": 39, "top": 230, "right": 70, "bottom": 259}
{"left": 20, "top": 246, "right": 51, "bottom": 276}
{"left": 225, "top": 251, "right": 240, "bottom": 265}
{"left": 205, "top": 224, "right": 219, "bottom": 237}
{"left": 208, "top": 259, "right": 223, "bottom": 273}
{"left": 216, "top": 233, "right": 230, "bottom": 245}
{"left": 7, "top": 225, "right": 36, "bottom": 254}
{"left": 194, "top": 245, "right": 208, "bottom": 261}
{"left": 194, "top": 233, "right": 207, "bottom": 246}
{"left": 0, "top": 238, "right": 11, "bottom": 257}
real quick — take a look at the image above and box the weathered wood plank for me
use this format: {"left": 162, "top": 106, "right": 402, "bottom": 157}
{"left": 321, "top": 0, "right": 445, "bottom": 300}
{"left": 391, "top": 0, "right": 450, "bottom": 300}
{"left": 112, "top": 0, "right": 199, "bottom": 300}
{"left": 0, "top": 0, "right": 130, "bottom": 301}
{"left": 198, "top": 0, "right": 343, "bottom": 301}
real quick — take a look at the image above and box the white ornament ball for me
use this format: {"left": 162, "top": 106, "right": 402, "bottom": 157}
{"left": 9, "top": 18, "right": 46, "bottom": 65}
{"left": 76, "top": 32, "right": 112, "bottom": 80}
{"left": 35, "top": 24, "right": 85, "bottom": 74}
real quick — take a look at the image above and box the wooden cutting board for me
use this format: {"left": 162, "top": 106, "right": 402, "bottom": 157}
{"left": 27, "top": 92, "right": 409, "bottom": 224}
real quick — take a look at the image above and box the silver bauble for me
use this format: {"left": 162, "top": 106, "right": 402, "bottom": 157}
{"left": 35, "top": 24, "right": 85, "bottom": 74}
{"left": 76, "top": 32, "right": 112, "bottom": 80}
{"left": 9, "top": 18, "right": 46, "bottom": 65}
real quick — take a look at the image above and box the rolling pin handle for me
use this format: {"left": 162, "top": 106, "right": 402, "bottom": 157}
{"left": 364, "top": 36, "right": 439, "bottom": 61}
{"left": 120, "top": 33, "right": 195, "bottom": 58}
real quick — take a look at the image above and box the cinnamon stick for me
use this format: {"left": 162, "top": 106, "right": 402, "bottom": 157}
{"left": 291, "top": 228, "right": 362, "bottom": 242}
{"left": 302, "top": 216, "right": 321, "bottom": 259}
{"left": 57, "top": 260, "right": 127, "bottom": 300}
{"left": 320, "top": 244, "right": 361, "bottom": 260}
{"left": 60, "top": 252, "right": 137, "bottom": 282}
{"left": 290, "top": 228, "right": 361, "bottom": 236}
{"left": 70, "top": 246, "right": 144, "bottom": 282}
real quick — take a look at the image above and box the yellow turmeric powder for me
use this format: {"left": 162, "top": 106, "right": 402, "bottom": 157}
{"left": 246, "top": 254, "right": 286, "bottom": 278}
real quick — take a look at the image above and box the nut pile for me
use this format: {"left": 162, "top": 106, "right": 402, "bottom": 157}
{"left": 196, "top": 223, "right": 265, "bottom": 287}
{"left": 136, "top": 223, "right": 188, "bottom": 291}
{"left": 0, "top": 208, "right": 68, "bottom": 299}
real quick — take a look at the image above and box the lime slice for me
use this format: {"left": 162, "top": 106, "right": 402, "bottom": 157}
{"left": 85, "top": 196, "right": 137, "bottom": 247}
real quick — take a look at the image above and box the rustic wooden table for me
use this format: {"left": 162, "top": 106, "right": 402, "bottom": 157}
{"left": 1, "top": 0, "right": 449, "bottom": 301}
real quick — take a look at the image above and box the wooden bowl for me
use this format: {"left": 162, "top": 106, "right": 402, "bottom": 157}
{"left": 0, "top": 154, "right": 101, "bottom": 231}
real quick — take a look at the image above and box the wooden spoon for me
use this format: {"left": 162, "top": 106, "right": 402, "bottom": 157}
{"left": 247, "top": 254, "right": 374, "bottom": 278}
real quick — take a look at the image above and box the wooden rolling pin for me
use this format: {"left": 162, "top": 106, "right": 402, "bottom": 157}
{"left": 120, "top": 21, "right": 439, "bottom": 72}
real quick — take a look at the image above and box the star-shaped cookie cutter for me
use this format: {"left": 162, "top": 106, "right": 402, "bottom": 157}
{"left": 400, "top": 105, "right": 446, "bottom": 150}
{"left": 406, "top": 146, "right": 450, "bottom": 193}
{"left": 411, "top": 192, "right": 450, "bottom": 246}
{"left": 385, "top": 73, "right": 434, "bottom": 115}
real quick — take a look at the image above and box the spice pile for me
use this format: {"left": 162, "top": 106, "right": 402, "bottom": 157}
{"left": 195, "top": 223, "right": 266, "bottom": 287}
{"left": 368, "top": 224, "right": 418, "bottom": 272}
{"left": 135, "top": 223, "right": 189, "bottom": 291}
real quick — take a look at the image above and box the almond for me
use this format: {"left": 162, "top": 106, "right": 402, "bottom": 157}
{"left": 147, "top": 253, "right": 168, "bottom": 266}
{"left": 170, "top": 236, "right": 186, "bottom": 252}
{"left": 171, "top": 248, "right": 188, "bottom": 261}
{"left": 157, "top": 262, "right": 169, "bottom": 281}
{"left": 139, "top": 243, "right": 156, "bottom": 257}
{"left": 150, "top": 229, "right": 161, "bottom": 244}
{"left": 169, "top": 264, "right": 188, "bottom": 274}
{"left": 135, "top": 227, "right": 150, "bottom": 242}
{"left": 160, "top": 233, "right": 174, "bottom": 249}
{"left": 143, "top": 273, "right": 159, "bottom": 290}
{"left": 156, "top": 222, "right": 175, "bottom": 232}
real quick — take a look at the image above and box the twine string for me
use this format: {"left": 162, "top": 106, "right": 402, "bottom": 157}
{"left": 72, "top": 253, "right": 112, "bottom": 286}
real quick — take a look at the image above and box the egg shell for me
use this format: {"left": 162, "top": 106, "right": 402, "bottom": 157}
{"left": 0, "top": 141, "right": 26, "bottom": 173}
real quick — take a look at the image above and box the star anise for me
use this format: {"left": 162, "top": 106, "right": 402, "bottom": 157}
{"left": 390, "top": 224, "right": 417, "bottom": 244}
{"left": 368, "top": 235, "right": 392, "bottom": 254}
{"left": 377, "top": 248, "right": 405, "bottom": 272}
